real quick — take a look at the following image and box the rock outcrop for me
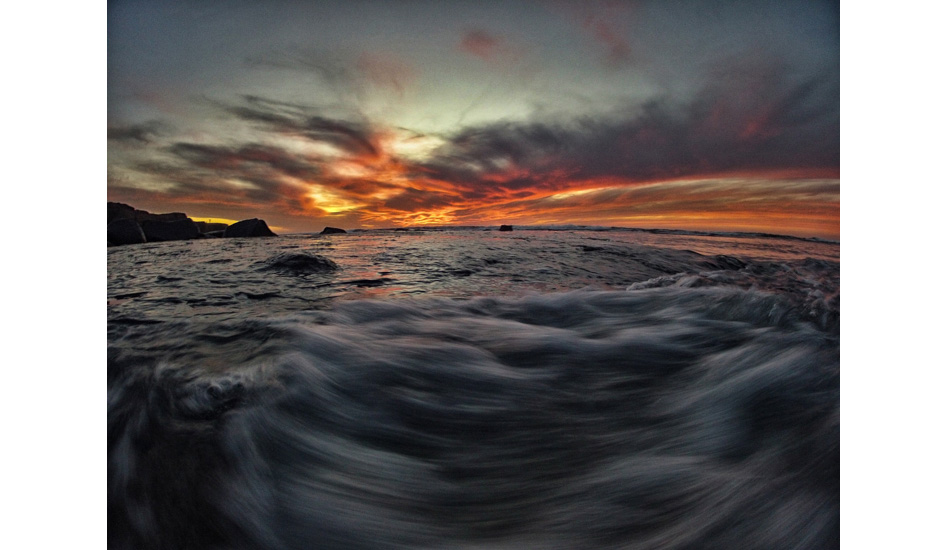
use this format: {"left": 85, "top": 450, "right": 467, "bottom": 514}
{"left": 141, "top": 219, "right": 201, "bottom": 242}
{"left": 499, "top": 225, "right": 513, "bottom": 232}
{"left": 320, "top": 226, "right": 347, "bottom": 235}
{"left": 224, "top": 218, "right": 277, "bottom": 238}
{"left": 107, "top": 218, "right": 147, "bottom": 245}
{"left": 107, "top": 202, "right": 137, "bottom": 224}
{"left": 108, "top": 202, "right": 188, "bottom": 224}
{"left": 107, "top": 202, "right": 278, "bottom": 245}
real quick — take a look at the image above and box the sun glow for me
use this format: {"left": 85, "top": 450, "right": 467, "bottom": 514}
{"left": 332, "top": 162, "right": 373, "bottom": 178}
{"left": 387, "top": 133, "right": 445, "bottom": 161}
{"left": 308, "top": 185, "right": 364, "bottom": 214}
{"left": 549, "top": 187, "right": 609, "bottom": 200}
{"left": 191, "top": 216, "right": 239, "bottom": 225}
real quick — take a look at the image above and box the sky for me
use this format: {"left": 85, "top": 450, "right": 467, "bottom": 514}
{"left": 107, "top": 0, "right": 839, "bottom": 238}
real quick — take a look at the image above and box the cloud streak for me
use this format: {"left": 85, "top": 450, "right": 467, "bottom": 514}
{"left": 107, "top": 121, "right": 166, "bottom": 144}
{"left": 225, "top": 96, "right": 381, "bottom": 158}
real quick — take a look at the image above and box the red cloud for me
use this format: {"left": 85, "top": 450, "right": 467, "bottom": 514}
{"left": 460, "top": 30, "right": 501, "bottom": 61}
{"left": 458, "top": 30, "right": 524, "bottom": 67}
{"left": 559, "top": 0, "right": 636, "bottom": 67}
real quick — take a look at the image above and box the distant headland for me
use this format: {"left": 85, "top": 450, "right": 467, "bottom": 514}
{"left": 107, "top": 202, "right": 276, "bottom": 246}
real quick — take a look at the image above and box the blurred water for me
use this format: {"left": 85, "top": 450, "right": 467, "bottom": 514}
{"left": 108, "top": 229, "right": 839, "bottom": 549}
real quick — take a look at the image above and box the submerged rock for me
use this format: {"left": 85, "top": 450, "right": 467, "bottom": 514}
{"left": 320, "top": 226, "right": 347, "bottom": 235}
{"left": 499, "top": 225, "right": 513, "bottom": 232}
{"left": 107, "top": 218, "right": 147, "bottom": 245}
{"left": 141, "top": 219, "right": 201, "bottom": 242}
{"left": 258, "top": 253, "right": 338, "bottom": 275}
{"left": 224, "top": 218, "right": 277, "bottom": 238}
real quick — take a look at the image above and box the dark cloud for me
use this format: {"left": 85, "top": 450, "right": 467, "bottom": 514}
{"left": 168, "top": 142, "right": 324, "bottom": 182}
{"left": 420, "top": 59, "right": 838, "bottom": 195}
{"left": 107, "top": 121, "right": 166, "bottom": 144}
{"left": 116, "top": 140, "right": 328, "bottom": 217}
{"left": 224, "top": 95, "right": 379, "bottom": 158}
{"left": 302, "top": 117, "right": 379, "bottom": 157}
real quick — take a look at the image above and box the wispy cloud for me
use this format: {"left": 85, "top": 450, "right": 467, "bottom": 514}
{"left": 356, "top": 51, "right": 418, "bottom": 97}
{"left": 107, "top": 121, "right": 167, "bottom": 144}
{"left": 224, "top": 95, "right": 381, "bottom": 158}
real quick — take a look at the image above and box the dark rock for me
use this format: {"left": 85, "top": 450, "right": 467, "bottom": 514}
{"left": 320, "top": 226, "right": 347, "bottom": 235}
{"left": 107, "top": 202, "right": 137, "bottom": 224}
{"left": 237, "top": 291, "right": 282, "bottom": 300}
{"left": 108, "top": 202, "right": 189, "bottom": 224}
{"left": 141, "top": 219, "right": 201, "bottom": 242}
{"left": 258, "top": 253, "right": 338, "bottom": 275}
{"left": 139, "top": 211, "right": 188, "bottom": 223}
{"left": 107, "top": 218, "right": 147, "bottom": 245}
{"left": 224, "top": 218, "right": 277, "bottom": 238}
{"left": 499, "top": 225, "right": 513, "bottom": 232}
{"left": 195, "top": 221, "right": 229, "bottom": 233}
{"left": 342, "top": 278, "right": 392, "bottom": 287}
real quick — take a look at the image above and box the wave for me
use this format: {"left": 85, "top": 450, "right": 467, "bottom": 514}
{"left": 340, "top": 225, "right": 838, "bottom": 244}
{"left": 108, "top": 286, "right": 838, "bottom": 549}
{"left": 629, "top": 258, "right": 839, "bottom": 333}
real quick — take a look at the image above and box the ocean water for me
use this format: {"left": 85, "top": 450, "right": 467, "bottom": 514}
{"left": 108, "top": 229, "right": 839, "bottom": 549}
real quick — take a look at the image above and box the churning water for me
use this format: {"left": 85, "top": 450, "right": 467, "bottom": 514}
{"left": 108, "top": 229, "right": 839, "bottom": 549}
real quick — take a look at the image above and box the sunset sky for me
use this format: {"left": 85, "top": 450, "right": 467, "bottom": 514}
{"left": 107, "top": 0, "right": 839, "bottom": 238}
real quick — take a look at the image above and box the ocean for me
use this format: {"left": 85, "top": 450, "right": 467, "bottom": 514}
{"left": 107, "top": 228, "right": 839, "bottom": 549}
